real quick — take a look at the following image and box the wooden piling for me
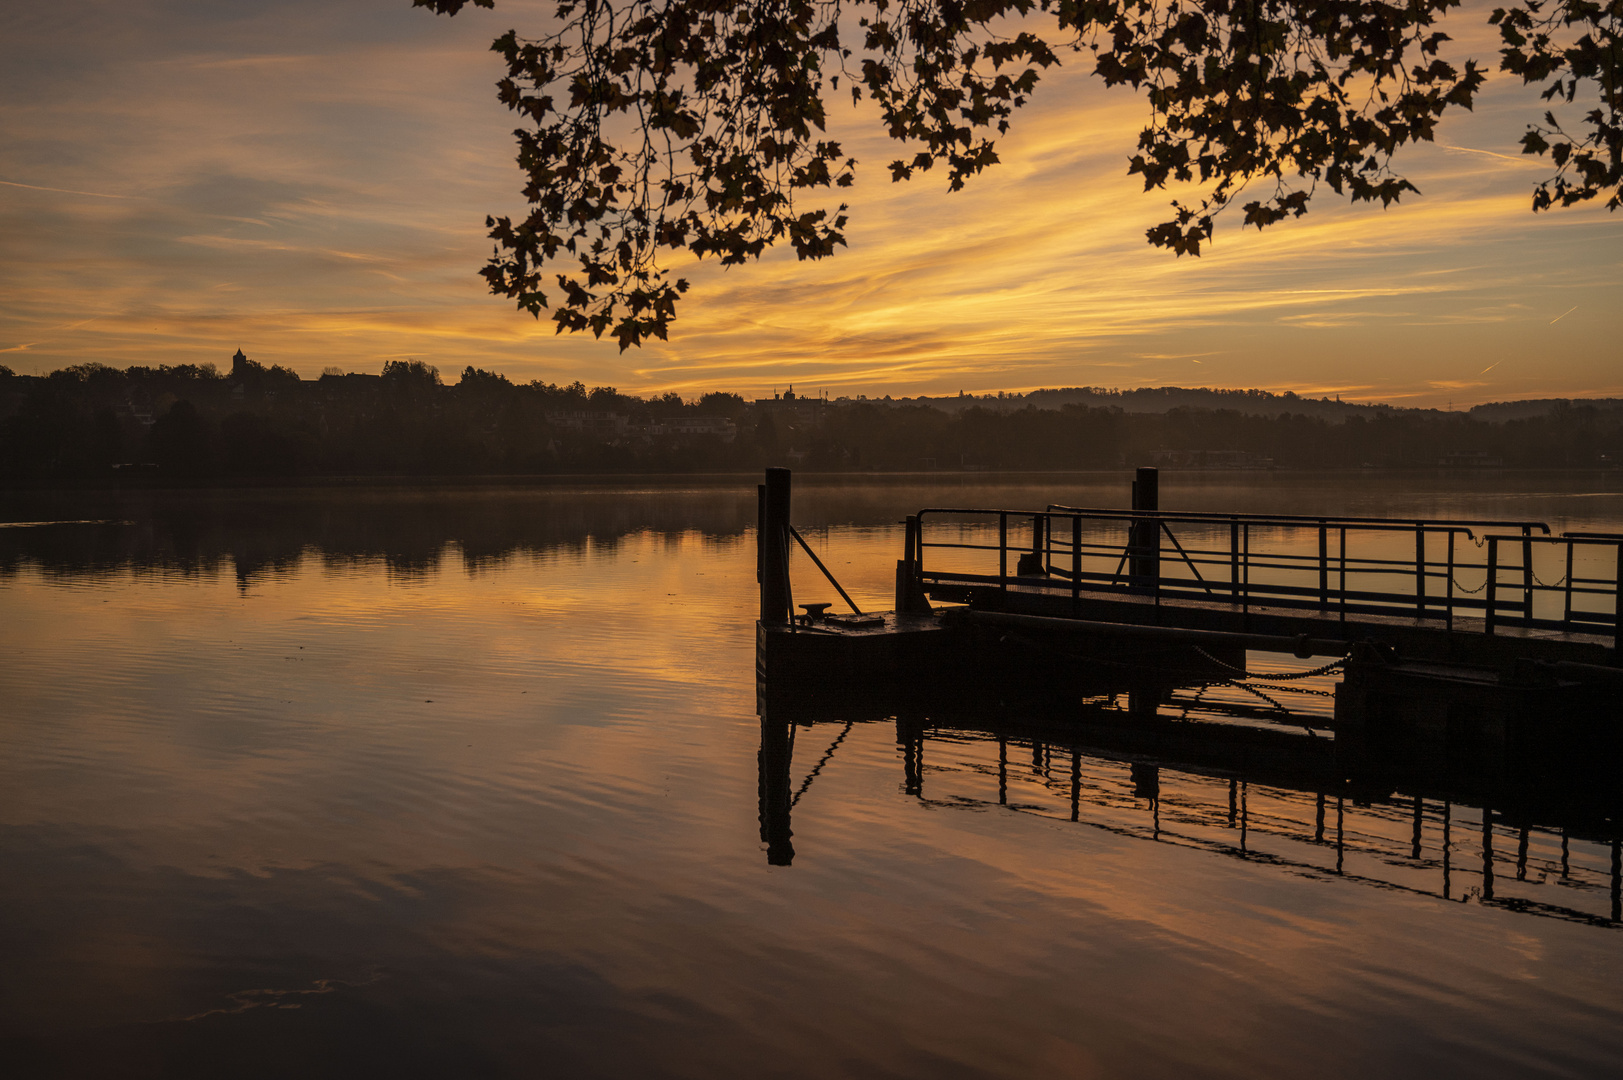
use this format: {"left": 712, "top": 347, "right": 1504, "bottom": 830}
{"left": 1130, "top": 466, "right": 1160, "bottom": 589}
{"left": 760, "top": 467, "right": 792, "bottom": 625}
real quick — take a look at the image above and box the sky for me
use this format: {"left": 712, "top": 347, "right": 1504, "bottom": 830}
{"left": 0, "top": 0, "right": 1617, "bottom": 406}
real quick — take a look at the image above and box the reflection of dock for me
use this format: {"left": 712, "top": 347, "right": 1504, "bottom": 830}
{"left": 758, "top": 704, "right": 1623, "bottom": 929}
{"left": 754, "top": 467, "right": 1623, "bottom": 758}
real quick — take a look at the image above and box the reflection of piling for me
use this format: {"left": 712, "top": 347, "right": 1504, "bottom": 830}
{"left": 1131, "top": 762, "right": 1160, "bottom": 802}
{"left": 1612, "top": 839, "right": 1621, "bottom": 922}
{"left": 758, "top": 715, "right": 795, "bottom": 866}
{"left": 899, "top": 716, "right": 925, "bottom": 797}
{"left": 760, "top": 467, "right": 792, "bottom": 625}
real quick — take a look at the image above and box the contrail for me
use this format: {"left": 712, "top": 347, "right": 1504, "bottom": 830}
{"left": 1550, "top": 305, "right": 1578, "bottom": 325}
{"left": 1479, "top": 361, "right": 1501, "bottom": 375}
{"left": 0, "top": 178, "right": 133, "bottom": 199}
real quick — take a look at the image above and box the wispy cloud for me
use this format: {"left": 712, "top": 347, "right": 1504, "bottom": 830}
{"left": 0, "top": 178, "right": 135, "bottom": 199}
{"left": 0, "top": 2, "right": 1618, "bottom": 407}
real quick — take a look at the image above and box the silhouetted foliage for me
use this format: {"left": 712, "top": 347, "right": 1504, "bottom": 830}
{"left": 148, "top": 401, "right": 214, "bottom": 477}
{"left": 416, "top": 0, "right": 1616, "bottom": 347}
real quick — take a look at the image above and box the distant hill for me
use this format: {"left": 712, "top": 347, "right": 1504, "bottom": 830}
{"left": 887, "top": 386, "right": 1410, "bottom": 420}
{"left": 1467, "top": 399, "right": 1623, "bottom": 423}
{"left": 875, "top": 387, "right": 1623, "bottom": 423}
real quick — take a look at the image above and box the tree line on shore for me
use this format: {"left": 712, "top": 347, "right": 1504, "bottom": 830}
{"left": 1, "top": 359, "right": 1618, "bottom": 481}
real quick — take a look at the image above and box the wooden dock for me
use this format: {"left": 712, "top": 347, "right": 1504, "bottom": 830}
{"left": 754, "top": 468, "right": 1623, "bottom": 758}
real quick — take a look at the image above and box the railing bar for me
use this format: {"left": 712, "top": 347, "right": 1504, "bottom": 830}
{"left": 787, "top": 524, "right": 864, "bottom": 615}
{"left": 1160, "top": 521, "right": 1215, "bottom": 596}
{"left": 1043, "top": 504, "right": 1536, "bottom": 525}
{"left": 932, "top": 507, "right": 1527, "bottom": 535}
{"left": 915, "top": 510, "right": 1615, "bottom": 645}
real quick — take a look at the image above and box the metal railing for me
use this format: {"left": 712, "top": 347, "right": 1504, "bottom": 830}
{"left": 1484, "top": 533, "right": 1623, "bottom": 645}
{"left": 907, "top": 507, "right": 1620, "bottom": 647}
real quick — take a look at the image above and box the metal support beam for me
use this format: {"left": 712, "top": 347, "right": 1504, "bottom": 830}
{"left": 962, "top": 609, "right": 1352, "bottom": 658}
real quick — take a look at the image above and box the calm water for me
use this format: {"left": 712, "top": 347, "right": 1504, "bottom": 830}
{"left": 3, "top": 472, "right": 1622, "bottom": 1078}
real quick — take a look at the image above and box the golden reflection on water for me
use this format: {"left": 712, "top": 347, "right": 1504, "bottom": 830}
{"left": 1, "top": 475, "right": 1622, "bottom": 1076}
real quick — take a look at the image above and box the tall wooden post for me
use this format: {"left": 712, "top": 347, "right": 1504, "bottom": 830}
{"left": 760, "top": 467, "right": 792, "bottom": 624}
{"left": 1129, "top": 466, "right": 1160, "bottom": 589}
{"left": 895, "top": 514, "right": 932, "bottom": 614}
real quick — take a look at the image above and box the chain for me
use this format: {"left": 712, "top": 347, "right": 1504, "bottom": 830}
{"left": 1226, "top": 679, "right": 1291, "bottom": 713}
{"left": 1217, "top": 679, "right": 1325, "bottom": 736}
{"left": 1193, "top": 646, "right": 1346, "bottom": 681}
{"left": 1257, "top": 682, "right": 1336, "bottom": 698}
{"left": 1452, "top": 569, "right": 1567, "bottom": 593}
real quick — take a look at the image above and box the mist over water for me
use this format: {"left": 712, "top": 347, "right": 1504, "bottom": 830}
{"left": 3, "top": 472, "right": 1622, "bottom": 1078}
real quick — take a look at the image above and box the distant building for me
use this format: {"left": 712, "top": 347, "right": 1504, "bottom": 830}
{"left": 752, "top": 385, "right": 825, "bottom": 428}
{"left": 651, "top": 416, "right": 736, "bottom": 442}
{"left": 1151, "top": 449, "right": 1275, "bottom": 469}
{"left": 547, "top": 411, "right": 630, "bottom": 438}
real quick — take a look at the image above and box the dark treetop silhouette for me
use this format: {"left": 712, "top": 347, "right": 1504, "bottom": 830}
{"left": 417, "top": 0, "right": 1619, "bottom": 349}
{"left": 3, "top": 359, "right": 1621, "bottom": 480}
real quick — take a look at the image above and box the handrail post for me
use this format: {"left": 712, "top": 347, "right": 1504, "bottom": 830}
{"left": 1415, "top": 523, "right": 1427, "bottom": 617}
{"left": 1614, "top": 542, "right": 1622, "bottom": 655}
{"left": 760, "top": 467, "right": 793, "bottom": 625}
{"left": 1522, "top": 525, "right": 1534, "bottom": 626}
{"left": 1446, "top": 531, "right": 1456, "bottom": 632}
{"left": 1564, "top": 540, "right": 1575, "bottom": 628}
{"left": 1071, "top": 514, "right": 1081, "bottom": 613}
{"left": 1242, "top": 523, "right": 1251, "bottom": 620}
{"left": 1486, "top": 538, "right": 1498, "bottom": 635}
{"left": 1318, "top": 521, "right": 1328, "bottom": 609}
{"left": 1230, "top": 518, "right": 1240, "bottom": 601}
{"left": 999, "top": 511, "right": 1008, "bottom": 592}
{"left": 1339, "top": 527, "right": 1347, "bottom": 623}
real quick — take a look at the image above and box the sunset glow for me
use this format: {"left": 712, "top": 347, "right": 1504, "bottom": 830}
{"left": 2, "top": 1, "right": 1617, "bottom": 405}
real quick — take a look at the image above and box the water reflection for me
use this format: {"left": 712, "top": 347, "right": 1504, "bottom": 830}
{"left": 760, "top": 702, "right": 1623, "bottom": 928}
{"left": 5, "top": 478, "right": 1623, "bottom": 1077}
{"left": 0, "top": 486, "right": 761, "bottom": 587}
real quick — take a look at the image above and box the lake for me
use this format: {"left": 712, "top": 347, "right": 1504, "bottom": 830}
{"left": 3, "top": 471, "right": 1622, "bottom": 1078}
